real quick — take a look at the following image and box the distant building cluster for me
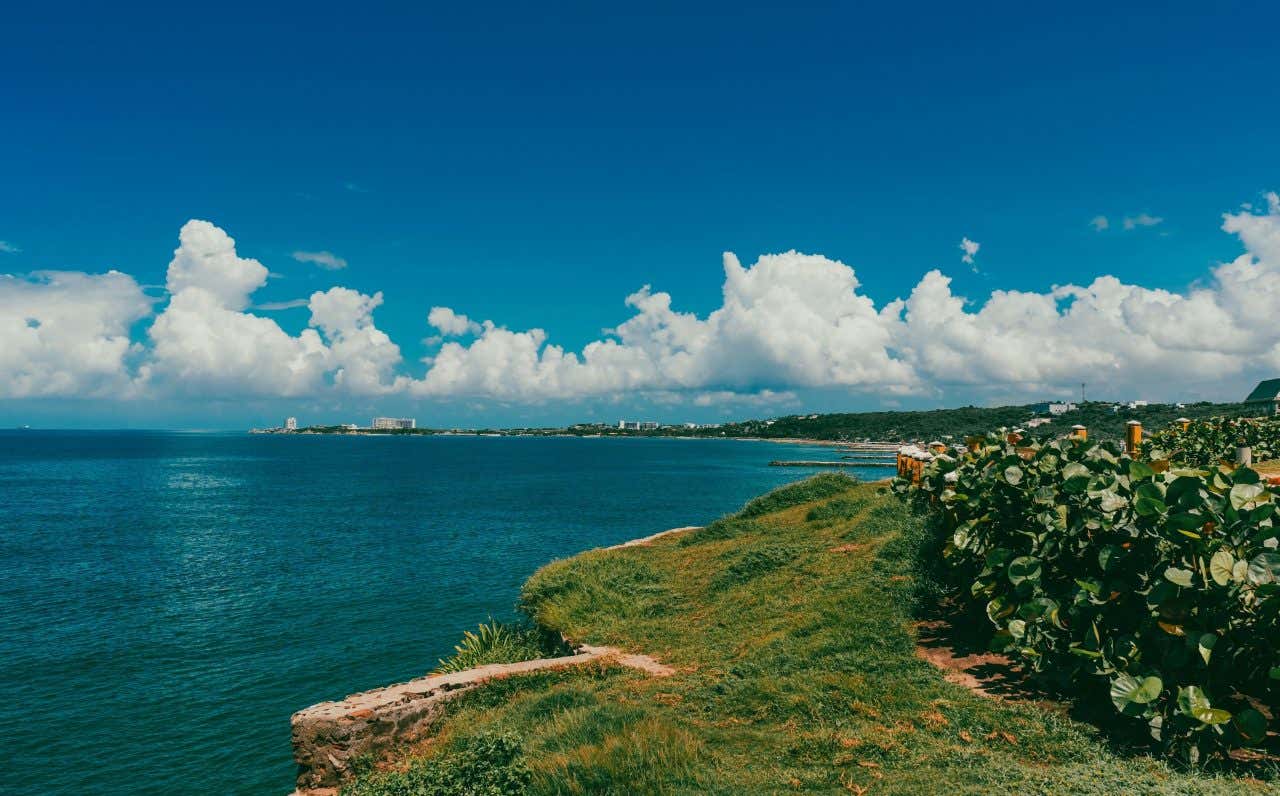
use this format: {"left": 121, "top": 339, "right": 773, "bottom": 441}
{"left": 1030, "top": 401, "right": 1077, "bottom": 415}
{"left": 284, "top": 416, "right": 298, "bottom": 431}
{"left": 372, "top": 417, "right": 416, "bottom": 430}
{"left": 617, "top": 420, "right": 660, "bottom": 431}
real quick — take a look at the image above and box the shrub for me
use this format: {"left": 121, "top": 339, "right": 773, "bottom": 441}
{"left": 434, "top": 620, "right": 572, "bottom": 674}
{"left": 897, "top": 428, "right": 1280, "bottom": 763}
{"left": 1145, "top": 416, "right": 1280, "bottom": 467}
{"left": 342, "top": 732, "right": 531, "bottom": 796}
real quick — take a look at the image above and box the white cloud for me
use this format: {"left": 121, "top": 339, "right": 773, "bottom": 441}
{"left": 405, "top": 196, "right": 1280, "bottom": 404}
{"left": 254, "top": 298, "right": 310, "bottom": 311}
{"left": 0, "top": 270, "right": 153, "bottom": 397}
{"left": 292, "top": 250, "right": 348, "bottom": 271}
{"left": 959, "top": 237, "right": 980, "bottom": 266}
{"left": 165, "top": 219, "right": 269, "bottom": 310}
{"left": 691, "top": 389, "right": 799, "bottom": 408}
{"left": 308, "top": 287, "right": 407, "bottom": 395}
{"left": 5, "top": 194, "right": 1280, "bottom": 408}
{"left": 1090, "top": 215, "right": 1109, "bottom": 231}
{"left": 146, "top": 220, "right": 398, "bottom": 398}
{"left": 427, "top": 306, "right": 482, "bottom": 336}
{"left": 1123, "top": 213, "right": 1163, "bottom": 230}
{"left": 0, "top": 241, "right": 19, "bottom": 253}
{"left": 411, "top": 251, "right": 914, "bottom": 400}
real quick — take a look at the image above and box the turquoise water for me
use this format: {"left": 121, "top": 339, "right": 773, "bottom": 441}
{"left": 0, "top": 431, "right": 887, "bottom": 794}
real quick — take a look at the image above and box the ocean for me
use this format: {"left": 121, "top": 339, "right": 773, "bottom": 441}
{"left": 0, "top": 431, "right": 887, "bottom": 794}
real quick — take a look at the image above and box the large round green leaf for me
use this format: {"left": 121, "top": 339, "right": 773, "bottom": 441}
{"left": 1164, "top": 567, "right": 1194, "bottom": 588}
{"left": 1209, "top": 550, "right": 1235, "bottom": 587}
{"left": 1008, "top": 556, "right": 1042, "bottom": 586}
{"left": 1248, "top": 552, "right": 1280, "bottom": 585}
{"left": 1230, "top": 482, "right": 1268, "bottom": 511}
{"left": 1110, "top": 673, "right": 1162, "bottom": 714}
{"left": 1178, "top": 685, "right": 1231, "bottom": 725}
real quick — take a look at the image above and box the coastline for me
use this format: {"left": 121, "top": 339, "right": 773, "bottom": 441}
{"left": 322, "top": 474, "right": 1272, "bottom": 796}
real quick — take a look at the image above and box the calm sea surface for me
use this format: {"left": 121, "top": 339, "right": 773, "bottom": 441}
{"left": 0, "top": 431, "right": 888, "bottom": 794}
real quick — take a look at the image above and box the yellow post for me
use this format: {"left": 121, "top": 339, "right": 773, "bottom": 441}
{"left": 1125, "top": 420, "right": 1142, "bottom": 456}
{"left": 1071, "top": 424, "right": 1087, "bottom": 441}
{"left": 896, "top": 451, "right": 904, "bottom": 477}
{"left": 912, "top": 456, "right": 922, "bottom": 484}
{"left": 1176, "top": 417, "right": 1191, "bottom": 432}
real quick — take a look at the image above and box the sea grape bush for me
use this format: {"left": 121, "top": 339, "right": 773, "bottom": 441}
{"left": 1145, "top": 416, "right": 1280, "bottom": 467}
{"left": 897, "top": 431, "right": 1280, "bottom": 762}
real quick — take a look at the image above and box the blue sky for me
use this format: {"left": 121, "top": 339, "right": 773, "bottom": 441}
{"left": 2, "top": 2, "right": 1279, "bottom": 428}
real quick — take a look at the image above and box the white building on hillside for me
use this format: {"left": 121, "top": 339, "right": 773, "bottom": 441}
{"left": 284, "top": 416, "right": 298, "bottom": 431}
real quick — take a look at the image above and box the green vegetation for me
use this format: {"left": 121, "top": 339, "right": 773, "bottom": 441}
{"left": 1147, "top": 416, "right": 1280, "bottom": 467}
{"left": 901, "top": 427, "right": 1280, "bottom": 763}
{"left": 343, "top": 732, "right": 533, "bottom": 796}
{"left": 662, "top": 401, "right": 1260, "bottom": 443}
{"left": 433, "top": 620, "right": 573, "bottom": 674}
{"left": 344, "top": 475, "right": 1277, "bottom": 794}
{"left": 287, "top": 400, "right": 1266, "bottom": 443}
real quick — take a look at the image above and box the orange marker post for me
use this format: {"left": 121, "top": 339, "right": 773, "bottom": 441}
{"left": 1125, "top": 420, "right": 1142, "bottom": 457}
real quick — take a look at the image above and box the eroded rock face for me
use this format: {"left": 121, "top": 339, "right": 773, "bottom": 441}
{"left": 289, "top": 647, "right": 673, "bottom": 794}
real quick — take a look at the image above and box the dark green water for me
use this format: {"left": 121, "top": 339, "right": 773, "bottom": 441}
{"left": 0, "top": 431, "right": 885, "bottom": 794}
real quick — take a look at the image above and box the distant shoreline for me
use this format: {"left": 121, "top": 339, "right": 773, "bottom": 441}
{"left": 247, "top": 429, "right": 895, "bottom": 448}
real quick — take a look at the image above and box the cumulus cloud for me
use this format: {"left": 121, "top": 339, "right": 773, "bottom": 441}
{"left": 308, "top": 287, "right": 407, "bottom": 394}
{"left": 427, "top": 306, "right": 482, "bottom": 336}
{"left": 1123, "top": 213, "right": 1163, "bottom": 230}
{"left": 1090, "top": 215, "right": 1109, "bottom": 231}
{"left": 292, "top": 250, "right": 348, "bottom": 270}
{"left": 959, "top": 237, "right": 980, "bottom": 267}
{"left": 406, "top": 196, "right": 1280, "bottom": 403}
{"left": 411, "top": 251, "right": 915, "bottom": 400}
{"left": 0, "top": 270, "right": 153, "bottom": 397}
{"left": 692, "top": 389, "right": 799, "bottom": 408}
{"left": 4, "top": 194, "right": 1280, "bottom": 408}
{"left": 0, "top": 240, "right": 19, "bottom": 253}
{"left": 146, "top": 220, "right": 399, "bottom": 398}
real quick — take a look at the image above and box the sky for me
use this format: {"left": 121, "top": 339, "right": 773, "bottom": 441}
{"left": 2, "top": 1, "right": 1280, "bottom": 429}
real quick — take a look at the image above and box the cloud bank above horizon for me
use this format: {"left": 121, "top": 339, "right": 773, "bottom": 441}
{"left": 3, "top": 193, "right": 1280, "bottom": 409}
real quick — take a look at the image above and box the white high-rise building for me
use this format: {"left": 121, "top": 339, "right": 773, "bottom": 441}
{"left": 371, "top": 417, "right": 416, "bottom": 430}
{"left": 284, "top": 417, "right": 298, "bottom": 431}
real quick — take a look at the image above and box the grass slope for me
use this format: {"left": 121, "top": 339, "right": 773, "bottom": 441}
{"left": 346, "top": 475, "right": 1277, "bottom": 795}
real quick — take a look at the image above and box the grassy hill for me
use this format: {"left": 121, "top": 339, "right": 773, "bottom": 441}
{"left": 341, "top": 476, "right": 1277, "bottom": 795}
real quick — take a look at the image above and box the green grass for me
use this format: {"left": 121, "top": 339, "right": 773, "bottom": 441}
{"left": 433, "top": 620, "right": 572, "bottom": 674}
{"left": 345, "top": 477, "right": 1279, "bottom": 795}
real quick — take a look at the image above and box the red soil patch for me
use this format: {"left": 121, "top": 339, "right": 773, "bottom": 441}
{"left": 914, "top": 617, "right": 1065, "bottom": 712}
{"left": 828, "top": 543, "right": 868, "bottom": 553}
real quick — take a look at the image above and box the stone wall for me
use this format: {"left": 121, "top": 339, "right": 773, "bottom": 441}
{"left": 289, "top": 645, "right": 673, "bottom": 795}
{"left": 289, "top": 526, "right": 693, "bottom": 795}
